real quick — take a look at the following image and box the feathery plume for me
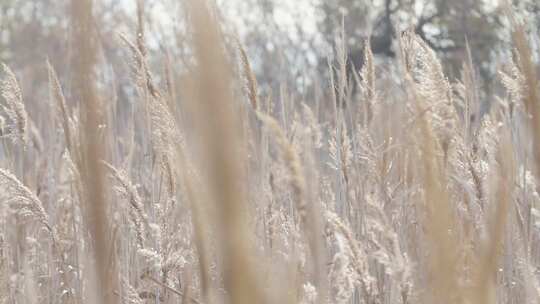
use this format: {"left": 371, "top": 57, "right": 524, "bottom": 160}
{"left": 0, "top": 169, "right": 54, "bottom": 239}
{"left": 0, "top": 63, "right": 28, "bottom": 146}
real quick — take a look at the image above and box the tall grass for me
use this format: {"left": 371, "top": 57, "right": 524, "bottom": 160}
{"left": 0, "top": 1, "right": 539, "bottom": 304}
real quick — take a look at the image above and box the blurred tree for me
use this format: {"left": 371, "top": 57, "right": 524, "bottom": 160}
{"left": 0, "top": 1, "right": 68, "bottom": 69}
{"left": 318, "top": 0, "right": 504, "bottom": 87}
{"left": 0, "top": 0, "right": 537, "bottom": 102}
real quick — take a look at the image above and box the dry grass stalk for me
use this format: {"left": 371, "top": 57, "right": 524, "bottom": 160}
{"left": 0, "top": 168, "right": 54, "bottom": 240}
{"left": 186, "top": 1, "right": 266, "bottom": 303}
{"left": 71, "top": 0, "right": 117, "bottom": 302}
{"left": 257, "top": 111, "right": 307, "bottom": 219}
{"left": 471, "top": 131, "right": 514, "bottom": 304}
{"left": 47, "top": 60, "right": 74, "bottom": 155}
{"left": 0, "top": 63, "right": 28, "bottom": 146}
{"left": 237, "top": 39, "right": 259, "bottom": 110}
{"left": 102, "top": 161, "right": 148, "bottom": 248}
{"left": 401, "top": 35, "right": 461, "bottom": 301}
{"left": 357, "top": 39, "right": 376, "bottom": 125}
{"left": 505, "top": 6, "right": 540, "bottom": 180}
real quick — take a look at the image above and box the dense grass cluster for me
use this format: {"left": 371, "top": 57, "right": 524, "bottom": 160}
{"left": 0, "top": 1, "right": 539, "bottom": 304}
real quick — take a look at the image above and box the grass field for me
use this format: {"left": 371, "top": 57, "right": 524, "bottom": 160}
{"left": 0, "top": 1, "right": 539, "bottom": 304}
